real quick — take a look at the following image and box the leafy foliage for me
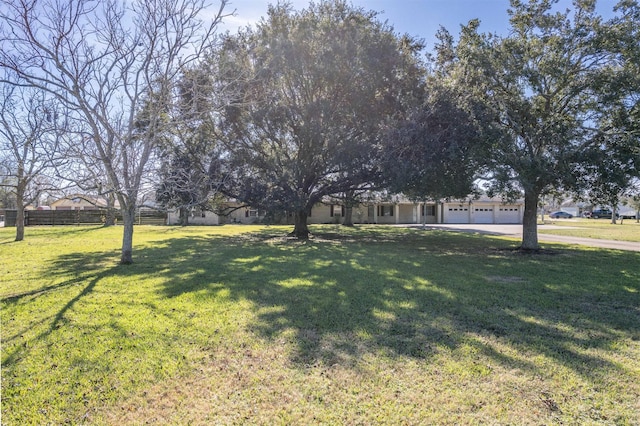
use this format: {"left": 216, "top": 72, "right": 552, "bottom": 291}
{"left": 212, "top": 0, "right": 425, "bottom": 237}
{"left": 382, "top": 80, "right": 485, "bottom": 202}
{"left": 449, "top": 0, "right": 632, "bottom": 248}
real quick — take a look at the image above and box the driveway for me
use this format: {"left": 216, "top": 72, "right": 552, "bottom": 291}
{"left": 404, "top": 223, "right": 640, "bottom": 252}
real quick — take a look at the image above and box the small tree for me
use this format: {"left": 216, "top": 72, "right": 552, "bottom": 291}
{"left": 155, "top": 63, "right": 224, "bottom": 225}
{"left": 1, "top": 0, "right": 229, "bottom": 263}
{"left": 623, "top": 190, "right": 640, "bottom": 223}
{"left": 0, "top": 83, "right": 66, "bottom": 241}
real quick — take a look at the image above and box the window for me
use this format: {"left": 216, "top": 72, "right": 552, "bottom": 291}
{"left": 422, "top": 205, "right": 436, "bottom": 216}
{"left": 377, "top": 205, "right": 394, "bottom": 216}
{"left": 330, "top": 205, "right": 344, "bottom": 217}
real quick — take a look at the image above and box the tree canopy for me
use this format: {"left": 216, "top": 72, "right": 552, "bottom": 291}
{"left": 449, "top": 0, "right": 634, "bottom": 249}
{"left": 212, "top": 0, "right": 425, "bottom": 238}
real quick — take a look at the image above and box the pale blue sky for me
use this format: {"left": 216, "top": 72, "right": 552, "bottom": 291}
{"left": 218, "top": 0, "right": 619, "bottom": 51}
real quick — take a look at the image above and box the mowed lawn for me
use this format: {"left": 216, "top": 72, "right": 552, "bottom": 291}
{"left": 1, "top": 225, "right": 639, "bottom": 425}
{"left": 538, "top": 218, "right": 640, "bottom": 242}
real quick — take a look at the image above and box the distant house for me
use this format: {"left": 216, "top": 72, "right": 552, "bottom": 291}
{"left": 50, "top": 194, "right": 118, "bottom": 211}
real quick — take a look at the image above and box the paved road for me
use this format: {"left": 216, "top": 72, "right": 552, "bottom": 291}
{"left": 404, "top": 223, "right": 640, "bottom": 252}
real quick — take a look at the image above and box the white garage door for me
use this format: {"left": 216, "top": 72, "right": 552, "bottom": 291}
{"left": 474, "top": 207, "right": 494, "bottom": 224}
{"left": 496, "top": 206, "right": 521, "bottom": 223}
{"left": 445, "top": 206, "right": 470, "bottom": 223}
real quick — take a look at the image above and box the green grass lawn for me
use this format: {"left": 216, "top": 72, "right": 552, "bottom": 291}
{"left": 538, "top": 218, "right": 640, "bottom": 242}
{"left": 1, "top": 225, "right": 639, "bottom": 425}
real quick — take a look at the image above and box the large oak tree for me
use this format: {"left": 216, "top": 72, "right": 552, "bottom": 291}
{"left": 454, "top": 0, "right": 631, "bottom": 250}
{"left": 213, "top": 0, "right": 424, "bottom": 238}
{"left": 382, "top": 28, "right": 494, "bottom": 208}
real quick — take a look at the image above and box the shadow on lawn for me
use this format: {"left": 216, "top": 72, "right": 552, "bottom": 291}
{"left": 155, "top": 228, "right": 639, "bottom": 378}
{"left": 1, "top": 250, "right": 135, "bottom": 367}
{"left": 6, "top": 226, "right": 639, "bottom": 382}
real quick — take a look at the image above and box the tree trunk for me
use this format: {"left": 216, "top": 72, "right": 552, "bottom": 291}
{"left": 291, "top": 210, "right": 310, "bottom": 239}
{"left": 611, "top": 206, "right": 617, "bottom": 225}
{"left": 120, "top": 205, "right": 136, "bottom": 264}
{"left": 521, "top": 189, "right": 539, "bottom": 250}
{"left": 104, "top": 193, "right": 116, "bottom": 226}
{"left": 342, "top": 206, "right": 354, "bottom": 227}
{"left": 179, "top": 206, "right": 189, "bottom": 226}
{"left": 15, "top": 207, "right": 25, "bottom": 242}
{"left": 15, "top": 189, "right": 25, "bottom": 242}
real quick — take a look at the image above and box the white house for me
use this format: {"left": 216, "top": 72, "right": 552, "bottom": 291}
{"left": 166, "top": 207, "right": 220, "bottom": 225}
{"left": 163, "top": 195, "right": 525, "bottom": 226}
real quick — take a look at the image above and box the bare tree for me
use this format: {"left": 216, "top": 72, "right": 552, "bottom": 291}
{"left": 0, "top": 0, "right": 229, "bottom": 263}
{"left": 0, "top": 81, "right": 66, "bottom": 241}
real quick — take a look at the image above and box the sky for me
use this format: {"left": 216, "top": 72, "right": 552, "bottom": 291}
{"left": 216, "top": 0, "right": 620, "bottom": 52}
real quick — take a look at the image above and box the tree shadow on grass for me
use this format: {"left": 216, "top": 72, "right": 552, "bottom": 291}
{"left": 145, "top": 227, "right": 639, "bottom": 379}
{"left": 1, "top": 250, "right": 133, "bottom": 367}
{"left": 5, "top": 226, "right": 639, "bottom": 384}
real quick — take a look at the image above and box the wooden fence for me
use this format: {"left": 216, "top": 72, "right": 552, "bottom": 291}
{"left": 1, "top": 209, "right": 167, "bottom": 227}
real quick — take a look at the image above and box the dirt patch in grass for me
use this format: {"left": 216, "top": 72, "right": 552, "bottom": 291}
{"left": 494, "top": 247, "right": 563, "bottom": 256}
{"left": 485, "top": 275, "right": 527, "bottom": 284}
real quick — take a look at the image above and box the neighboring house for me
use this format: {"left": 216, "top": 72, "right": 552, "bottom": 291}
{"left": 201, "top": 196, "right": 525, "bottom": 226}
{"left": 50, "top": 194, "right": 118, "bottom": 211}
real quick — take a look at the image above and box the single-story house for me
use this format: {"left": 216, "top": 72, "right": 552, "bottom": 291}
{"left": 300, "top": 195, "right": 522, "bottom": 225}
{"left": 190, "top": 196, "right": 524, "bottom": 226}
{"left": 50, "top": 194, "right": 118, "bottom": 211}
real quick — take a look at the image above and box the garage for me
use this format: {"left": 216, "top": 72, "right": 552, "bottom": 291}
{"left": 473, "top": 207, "right": 494, "bottom": 224}
{"left": 496, "top": 206, "right": 521, "bottom": 224}
{"left": 444, "top": 206, "right": 470, "bottom": 223}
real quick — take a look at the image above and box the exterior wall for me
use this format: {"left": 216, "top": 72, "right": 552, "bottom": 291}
{"left": 309, "top": 204, "right": 335, "bottom": 224}
{"left": 50, "top": 195, "right": 118, "bottom": 211}
{"left": 374, "top": 204, "right": 396, "bottom": 224}
{"left": 51, "top": 198, "right": 101, "bottom": 210}
{"left": 421, "top": 204, "right": 438, "bottom": 224}
{"left": 170, "top": 199, "right": 524, "bottom": 226}
{"left": 350, "top": 206, "right": 369, "bottom": 224}
{"left": 225, "top": 206, "right": 268, "bottom": 224}
{"left": 308, "top": 204, "right": 370, "bottom": 224}
{"left": 397, "top": 204, "right": 415, "bottom": 224}
{"left": 167, "top": 210, "right": 219, "bottom": 225}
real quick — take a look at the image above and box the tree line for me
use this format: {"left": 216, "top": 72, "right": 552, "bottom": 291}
{"left": 1, "top": 0, "right": 638, "bottom": 262}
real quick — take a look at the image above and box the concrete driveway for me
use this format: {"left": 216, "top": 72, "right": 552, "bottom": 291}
{"left": 403, "top": 223, "right": 640, "bottom": 252}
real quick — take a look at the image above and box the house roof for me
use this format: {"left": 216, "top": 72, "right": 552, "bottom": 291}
{"left": 50, "top": 194, "right": 119, "bottom": 209}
